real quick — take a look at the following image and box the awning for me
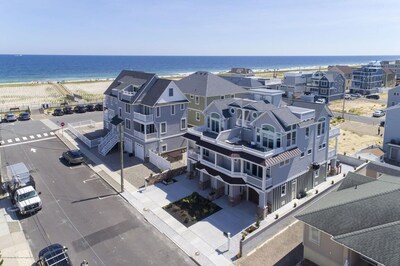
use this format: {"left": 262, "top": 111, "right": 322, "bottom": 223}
{"left": 264, "top": 148, "right": 301, "bottom": 167}
{"left": 110, "top": 115, "right": 123, "bottom": 126}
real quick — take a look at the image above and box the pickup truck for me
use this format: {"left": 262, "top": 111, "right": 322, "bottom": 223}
{"left": 11, "top": 186, "right": 42, "bottom": 216}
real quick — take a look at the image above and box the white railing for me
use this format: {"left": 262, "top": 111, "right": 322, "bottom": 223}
{"left": 134, "top": 112, "right": 154, "bottom": 123}
{"left": 329, "top": 127, "right": 340, "bottom": 138}
{"left": 328, "top": 149, "right": 337, "bottom": 159}
{"left": 134, "top": 130, "right": 157, "bottom": 141}
{"left": 187, "top": 150, "right": 199, "bottom": 161}
{"left": 98, "top": 127, "right": 118, "bottom": 156}
{"left": 149, "top": 150, "right": 171, "bottom": 171}
{"left": 67, "top": 120, "right": 101, "bottom": 148}
{"left": 245, "top": 175, "right": 263, "bottom": 189}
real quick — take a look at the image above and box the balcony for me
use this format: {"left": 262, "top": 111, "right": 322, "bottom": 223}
{"left": 134, "top": 112, "right": 154, "bottom": 123}
{"left": 245, "top": 175, "right": 263, "bottom": 189}
{"left": 187, "top": 150, "right": 200, "bottom": 161}
{"left": 328, "top": 149, "right": 337, "bottom": 159}
{"left": 329, "top": 127, "right": 340, "bottom": 138}
{"left": 134, "top": 130, "right": 157, "bottom": 141}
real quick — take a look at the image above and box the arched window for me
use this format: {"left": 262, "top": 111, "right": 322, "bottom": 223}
{"left": 317, "top": 117, "right": 326, "bottom": 136}
{"left": 209, "top": 112, "right": 221, "bottom": 133}
{"left": 259, "top": 124, "right": 280, "bottom": 150}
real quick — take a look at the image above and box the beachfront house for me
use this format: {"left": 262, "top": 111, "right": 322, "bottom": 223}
{"left": 351, "top": 62, "right": 384, "bottom": 95}
{"left": 381, "top": 59, "right": 400, "bottom": 82}
{"left": 383, "top": 68, "right": 396, "bottom": 88}
{"left": 226, "top": 67, "right": 255, "bottom": 77}
{"left": 295, "top": 166, "right": 400, "bottom": 266}
{"left": 305, "top": 71, "right": 345, "bottom": 103}
{"left": 387, "top": 85, "right": 400, "bottom": 107}
{"left": 176, "top": 71, "right": 247, "bottom": 127}
{"left": 99, "top": 70, "right": 189, "bottom": 161}
{"left": 383, "top": 103, "right": 400, "bottom": 165}
{"left": 183, "top": 98, "right": 340, "bottom": 218}
{"left": 279, "top": 71, "right": 313, "bottom": 98}
{"left": 328, "top": 65, "right": 353, "bottom": 93}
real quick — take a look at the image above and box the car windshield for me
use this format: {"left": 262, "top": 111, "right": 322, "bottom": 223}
{"left": 18, "top": 191, "right": 37, "bottom": 201}
{"left": 70, "top": 151, "right": 82, "bottom": 158}
{"left": 7, "top": 114, "right": 14, "bottom": 117}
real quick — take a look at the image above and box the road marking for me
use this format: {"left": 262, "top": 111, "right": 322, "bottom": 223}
{"left": 36, "top": 134, "right": 42, "bottom": 138}
{"left": 50, "top": 132, "right": 55, "bottom": 136}
{"left": 15, "top": 138, "right": 20, "bottom": 142}
{"left": 0, "top": 137, "right": 57, "bottom": 148}
{"left": 31, "top": 148, "right": 36, "bottom": 153}
{"left": 83, "top": 177, "right": 99, "bottom": 183}
{"left": 22, "top": 137, "right": 28, "bottom": 140}
{"left": 29, "top": 135, "right": 35, "bottom": 139}
{"left": 7, "top": 139, "right": 12, "bottom": 143}
{"left": 43, "top": 133, "right": 48, "bottom": 137}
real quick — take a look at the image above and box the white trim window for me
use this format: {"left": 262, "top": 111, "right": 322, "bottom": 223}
{"left": 125, "top": 103, "right": 131, "bottom": 114}
{"left": 281, "top": 184, "right": 286, "bottom": 197}
{"left": 171, "top": 105, "right": 175, "bottom": 115}
{"left": 156, "top": 107, "right": 160, "bottom": 117}
{"left": 161, "top": 144, "right": 167, "bottom": 153}
{"left": 181, "top": 118, "right": 187, "bottom": 130}
{"left": 317, "top": 117, "right": 326, "bottom": 136}
{"left": 180, "top": 104, "right": 185, "bottom": 110}
{"left": 195, "top": 96, "right": 200, "bottom": 105}
{"left": 169, "top": 88, "right": 174, "bottom": 97}
{"left": 125, "top": 119, "right": 131, "bottom": 130}
{"left": 196, "top": 112, "right": 200, "bottom": 121}
{"left": 160, "top": 122, "right": 167, "bottom": 134}
{"left": 309, "top": 226, "right": 320, "bottom": 245}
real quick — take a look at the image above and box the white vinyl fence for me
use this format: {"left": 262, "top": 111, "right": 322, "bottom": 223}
{"left": 149, "top": 150, "right": 171, "bottom": 171}
{"left": 67, "top": 120, "right": 102, "bottom": 148}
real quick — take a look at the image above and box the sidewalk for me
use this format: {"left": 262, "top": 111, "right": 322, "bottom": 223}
{"left": 0, "top": 196, "right": 35, "bottom": 266}
{"left": 58, "top": 129, "right": 352, "bottom": 266}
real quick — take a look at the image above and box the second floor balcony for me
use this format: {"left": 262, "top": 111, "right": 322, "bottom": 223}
{"left": 134, "top": 130, "right": 157, "bottom": 141}
{"left": 134, "top": 112, "right": 154, "bottom": 123}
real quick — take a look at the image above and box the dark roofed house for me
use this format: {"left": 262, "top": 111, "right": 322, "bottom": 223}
{"left": 227, "top": 67, "right": 255, "bottom": 77}
{"left": 296, "top": 166, "right": 400, "bottom": 266}
{"left": 328, "top": 65, "right": 354, "bottom": 92}
{"left": 100, "top": 70, "right": 189, "bottom": 162}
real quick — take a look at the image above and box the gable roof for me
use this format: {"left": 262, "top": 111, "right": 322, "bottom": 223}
{"left": 271, "top": 108, "right": 301, "bottom": 127}
{"left": 296, "top": 172, "right": 400, "bottom": 266}
{"left": 337, "top": 172, "right": 375, "bottom": 191}
{"left": 221, "top": 76, "right": 264, "bottom": 88}
{"left": 365, "top": 160, "right": 400, "bottom": 176}
{"left": 104, "top": 70, "right": 156, "bottom": 96}
{"left": 176, "top": 71, "right": 247, "bottom": 97}
{"left": 291, "top": 100, "right": 333, "bottom": 118}
{"left": 140, "top": 79, "right": 173, "bottom": 106}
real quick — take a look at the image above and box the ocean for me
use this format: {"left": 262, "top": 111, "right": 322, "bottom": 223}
{"left": 0, "top": 54, "right": 398, "bottom": 83}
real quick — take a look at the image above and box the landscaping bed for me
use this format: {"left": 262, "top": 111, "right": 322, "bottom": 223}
{"left": 163, "top": 192, "right": 222, "bottom": 227}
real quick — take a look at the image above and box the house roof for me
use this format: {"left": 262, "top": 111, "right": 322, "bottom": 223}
{"left": 337, "top": 172, "right": 375, "bottom": 191}
{"left": 222, "top": 76, "right": 264, "bottom": 88}
{"left": 196, "top": 163, "right": 246, "bottom": 185}
{"left": 140, "top": 79, "right": 176, "bottom": 107}
{"left": 365, "top": 160, "right": 400, "bottom": 176}
{"left": 176, "top": 71, "right": 247, "bottom": 97}
{"left": 329, "top": 65, "right": 353, "bottom": 75}
{"left": 104, "top": 70, "right": 156, "bottom": 96}
{"left": 296, "top": 172, "right": 400, "bottom": 266}
{"left": 227, "top": 68, "right": 255, "bottom": 75}
{"left": 271, "top": 108, "right": 301, "bottom": 127}
{"left": 291, "top": 100, "right": 333, "bottom": 118}
{"left": 383, "top": 68, "right": 395, "bottom": 75}
{"left": 357, "top": 147, "right": 385, "bottom": 157}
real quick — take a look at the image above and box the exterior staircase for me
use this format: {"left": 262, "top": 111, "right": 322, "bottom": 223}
{"left": 98, "top": 127, "right": 119, "bottom": 156}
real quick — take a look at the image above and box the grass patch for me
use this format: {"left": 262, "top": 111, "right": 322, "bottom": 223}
{"left": 163, "top": 192, "right": 221, "bottom": 227}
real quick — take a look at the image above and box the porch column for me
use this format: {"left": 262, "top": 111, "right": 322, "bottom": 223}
{"left": 198, "top": 171, "right": 210, "bottom": 190}
{"left": 228, "top": 186, "right": 242, "bottom": 207}
{"left": 257, "top": 192, "right": 268, "bottom": 219}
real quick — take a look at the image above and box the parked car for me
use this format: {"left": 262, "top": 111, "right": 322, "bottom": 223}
{"left": 53, "top": 108, "right": 65, "bottom": 116}
{"left": 37, "top": 244, "right": 72, "bottom": 266}
{"left": 85, "top": 104, "right": 95, "bottom": 112}
{"left": 74, "top": 104, "right": 86, "bottom": 113}
{"left": 95, "top": 103, "right": 103, "bottom": 111}
{"left": 315, "top": 98, "right": 326, "bottom": 104}
{"left": 5, "top": 112, "right": 17, "bottom": 122}
{"left": 366, "top": 94, "right": 380, "bottom": 100}
{"left": 372, "top": 110, "right": 385, "bottom": 117}
{"left": 11, "top": 185, "right": 42, "bottom": 216}
{"left": 18, "top": 112, "right": 31, "bottom": 121}
{"left": 62, "top": 150, "right": 84, "bottom": 165}
{"left": 344, "top": 94, "right": 352, "bottom": 100}
{"left": 63, "top": 106, "right": 74, "bottom": 114}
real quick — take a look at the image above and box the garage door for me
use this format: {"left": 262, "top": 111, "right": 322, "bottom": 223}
{"left": 135, "top": 142, "right": 144, "bottom": 161}
{"left": 124, "top": 138, "right": 133, "bottom": 153}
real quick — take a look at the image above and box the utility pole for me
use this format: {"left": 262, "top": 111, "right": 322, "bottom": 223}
{"left": 341, "top": 94, "right": 346, "bottom": 119}
{"left": 119, "top": 123, "right": 124, "bottom": 193}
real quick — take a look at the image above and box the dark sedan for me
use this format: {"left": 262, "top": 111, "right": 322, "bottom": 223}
{"left": 53, "top": 108, "right": 64, "bottom": 116}
{"left": 62, "top": 150, "right": 84, "bottom": 165}
{"left": 74, "top": 104, "right": 86, "bottom": 113}
{"left": 18, "top": 112, "right": 31, "bottom": 121}
{"left": 86, "top": 104, "right": 95, "bottom": 112}
{"left": 63, "top": 106, "right": 74, "bottom": 114}
{"left": 37, "top": 244, "right": 72, "bottom": 266}
{"left": 95, "top": 103, "right": 103, "bottom": 111}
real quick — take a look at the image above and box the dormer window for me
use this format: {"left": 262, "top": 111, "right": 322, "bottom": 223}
{"left": 169, "top": 88, "right": 173, "bottom": 97}
{"left": 208, "top": 112, "right": 221, "bottom": 133}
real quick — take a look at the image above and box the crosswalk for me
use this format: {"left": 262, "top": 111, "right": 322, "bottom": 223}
{"left": 0, "top": 131, "right": 55, "bottom": 145}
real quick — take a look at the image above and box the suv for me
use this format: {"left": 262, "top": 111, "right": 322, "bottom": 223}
{"left": 6, "top": 112, "right": 17, "bottom": 122}
{"left": 62, "top": 150, "right": 84, "bottom": 165}
{"left": 86, "top": 104, "right": 95, "bottom": 112}
{"left": 11, "top": 185, "right": 42, "bottom": 216}
{"left": 37, "top": 244, "right": 72, "bottom": 266}
{"left": 53, "top": 108, "right": 64, "bottom": 116}
{"left": 63, "top": 106, "right": 74, "bottom": 114}
{"left": 366, "top": 94, "right": 380, "bottom": 100}
{"left": 74, "top": 105, "right": 86, "bottom": 113}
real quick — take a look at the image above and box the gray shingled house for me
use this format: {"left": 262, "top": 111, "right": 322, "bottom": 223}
{"left": 296, "top": 168, "right": 400, "bottom": 266}
{"left": 183, "top": 97, "right": 340, "bottom": 218}
{"left": 100, "top": 70, "right": 189, "bottom": 161}
{"left": 176, "top": 71, "right": 247, "bottom": 127}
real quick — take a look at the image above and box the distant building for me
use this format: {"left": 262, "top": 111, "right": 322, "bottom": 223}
{"left": 221, "top": 76, "right": 266, "bottom": 90}
{"left": 328, "top": 65, "right": 353, "bottom": 92}
{"left": 383, "top": 68, "right": 396, "bottom": 87}
{"left": 227, "top": 68, "right": 255, "bottom": 77}
{"left": 387, "top": 85, "right": 400, "bottom": 107}
{"left": 280, "top": 71, "right": 313, "bottom": 98}
{"left": 296, "top": 167, "right": 400, "bottom": 266}
{"left": 305, "top": 71, "right": 345, "bottom": 103}
{"left": 381, "top": 59, "right": 400, "bottom": 81}
{"left": 176, "top": 71, "right": 247, "bottom": 126}
{"left": 351, "top": 62, "right": 384, "bottom": 95}
{"left": 383, "top": 104, "right": 400, "bottom": 164}
{"left": 355, "top": 146, "right": 384, "bottom": 162}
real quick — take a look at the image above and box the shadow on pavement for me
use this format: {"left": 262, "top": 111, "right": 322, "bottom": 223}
{"left": 274, "top": 243, "right": 303, "bottom": 266}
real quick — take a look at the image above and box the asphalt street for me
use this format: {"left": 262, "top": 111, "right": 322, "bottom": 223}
{"left": 1, "top": 137, "right": 195, "bottom": 266}
{"left": 332, "top": 111, "right": 385, "bottom": 125}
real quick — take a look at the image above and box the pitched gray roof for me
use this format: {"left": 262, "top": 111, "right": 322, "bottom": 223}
{"left": 330, "top": 65, "right": 353, "bottom": 75}
{"left": 104, "top": 70, "right": 156, "bottom": 96}
{"left": 221, "top": 76, "right": 264, "bottom": 88}
{"left": 366, "top": 161, "right": 400, "bottom": 176}
{"left": 296, "top": 172, "right": 400, "bottom": 266}
{"left": 176, "top": 71, "right": 247, "bottom": 97}
{"left": 140, "top": 79, "right": 171, "bottom": 107}
{"left": 337, "top": 172, "right": 375, "bottom": 191}
{"left": 271, "top": 108, "right": 301, "bottom": 127}
{"left": 291, "top": 100, "right": 333, "bottom": 118}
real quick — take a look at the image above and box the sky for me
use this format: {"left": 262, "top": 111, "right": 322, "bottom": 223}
{"left": 0, "top": 0, "right": 399, "bottom": 56}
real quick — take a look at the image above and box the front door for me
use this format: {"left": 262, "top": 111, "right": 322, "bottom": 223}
{"left": 291, "top": 179, "right": 297, "bottom": 200}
